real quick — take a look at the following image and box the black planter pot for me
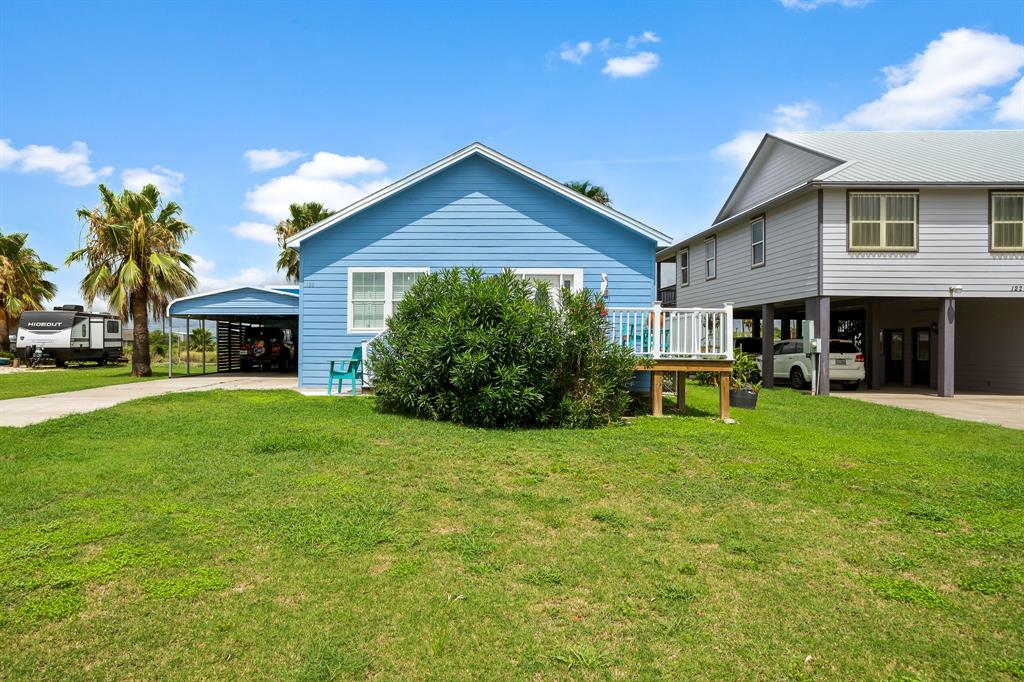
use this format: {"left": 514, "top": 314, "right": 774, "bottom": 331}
{"left": 729, "top": 388, "right": 759, "bottom": 409}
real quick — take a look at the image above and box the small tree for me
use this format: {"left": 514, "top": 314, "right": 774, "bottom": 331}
{"left": 563, "top": 180, "right": 611, "bottom": 205}
{"left": 189, "top": 327, "right": 214, "bottom": 352}
{"left": 0, "top": 230, "right": 58, "bottom": 352}
{"left": 368, "top": 268, "right": 636, "bottom": 428}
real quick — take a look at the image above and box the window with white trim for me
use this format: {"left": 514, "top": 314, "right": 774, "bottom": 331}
{"left": 513, "top": 268, "right": 583, "bottom": 305}
{"left": 705, "top": 236, "right": 716, "bottom": 280}
{"left": 992, "top": 192, "right": 1024, "bottom": 252}
{"left": 678, "top": 248, "right": 689, "bottom": 287}
{"left": 848, "top": 192, "right": 918, "bottom": 250}
{"left": 751, "top": 216, "right": 765, "bottom": 267}
{"left": 348, "top": 267, "right": 428, "bottom": 332}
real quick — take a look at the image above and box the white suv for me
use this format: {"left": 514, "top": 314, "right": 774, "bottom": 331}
{"left": 763, "top": 339, "right": 865, "bottom": 391}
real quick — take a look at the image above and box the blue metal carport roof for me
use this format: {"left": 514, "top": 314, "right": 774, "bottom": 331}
{"left": 167, "top": 285, "right": 299, "bottom": 321}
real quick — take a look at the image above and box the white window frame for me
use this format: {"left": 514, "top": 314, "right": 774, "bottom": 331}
{"left": 991, "top": 191, "right": 1024, "bottom": 252}
{"left": 511, "top": 268, "right": 584, "bottom": 293}
{"left": 678, "top": 248, "right": 689, "bottom": 288}
{"left": 705, "top": 236, "right": 717, "bottom": 281}
{"left": 750, "top": 216, "right": 765, "bottom": 268}
{"left": 848, "top": 192, "right": 918, "bottom": 251}
{"left": 347, "top": 267, "right": 430, "bottom": 333}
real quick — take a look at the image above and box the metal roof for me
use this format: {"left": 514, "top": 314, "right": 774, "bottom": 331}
{"left": 167, "top": 286, "right": 299, "bottom": 320}
{"left": 775, "top": 130, "right": 1024, "bottom": 184}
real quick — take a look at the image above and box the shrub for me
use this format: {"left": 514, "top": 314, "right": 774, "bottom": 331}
{"left": 367, "top": 268, "right": 637, "bottom": 428}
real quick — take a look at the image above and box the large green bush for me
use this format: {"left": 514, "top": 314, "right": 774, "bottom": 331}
{"left": 367, "top": 268, "right": 638, "bottom": 428}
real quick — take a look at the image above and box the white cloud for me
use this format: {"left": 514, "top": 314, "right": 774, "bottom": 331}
{"left": 228, "top": 221, "right": 278, "bottom": 244}
{"left": 293, "top": 152, "right": 387, "bottom": 180}
{"left": 602, "top": 52, "right": 660, "bottom": 78}
{"left": 713, "top": 101, "right": 819, "bottom": 165}
{"left": 244, "top": 148, "right": 305, "bottom": 171}
{"left": 243, "top": 151, "right": 390, "bottom": 222}
{"left": 0, "top": 139, "right": 112, "bottom": 186}
{"left": 559, "top": 41, "right": 592, "bottom": 64}
{"left": 626, "top": 31, "right": 661, "bottom": 49}
{"left": 838, "top": 28, "right": 1024, "bottom": 130}
{"left": 780, "top": 0, "right": 870, "bottom": 9}
{"left": 196, "top": 266, "right": 283, "bottom": 293}
{"left": 122, "top": 165, "right": 185, "bottom": 195}
{"left": 994, "top": 77, "right": 1024, "bottom": 124}
{"left": 714, "top": 28, "right": 1024, "bottom": 166}
{"left": 190, "top": 254, "right": 217, "bottom": 275}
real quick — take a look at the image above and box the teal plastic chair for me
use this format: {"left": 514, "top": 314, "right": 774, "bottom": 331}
{"left": 327, "top": 345, "right": 362, "bottom": 396}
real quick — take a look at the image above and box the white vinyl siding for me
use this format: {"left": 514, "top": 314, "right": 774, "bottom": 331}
{"left": 705, "top": 237, "right": 717, "bottom": 280}
{"left": 849, "top": 192, "right": 918, "bottom": 251}
{"left": 347, "top": 267, "right": 428, "bottom": 332}
{"left": 991, "top": 192, "right": 1024, "bottom": 252}
{"left": 678, "top": 248, "right": 689, "bottom": 287}
{"left": 751, "top": 217, "right": 765, "bottom": 267}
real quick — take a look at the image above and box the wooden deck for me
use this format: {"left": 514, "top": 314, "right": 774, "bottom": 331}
{"left": 639, "top": 359, "right": 734, "bottom": 420}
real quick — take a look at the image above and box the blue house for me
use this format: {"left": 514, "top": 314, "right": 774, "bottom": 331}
{"left": 283, "top": 143, "right": 671, "bottom": 388}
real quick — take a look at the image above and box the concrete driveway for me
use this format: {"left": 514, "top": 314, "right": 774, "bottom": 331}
{"left": 835, "top": 388, "right": 1024, "bottom": 430}
{"left": 0, "top": 374, "right": 301, "bottom": 427}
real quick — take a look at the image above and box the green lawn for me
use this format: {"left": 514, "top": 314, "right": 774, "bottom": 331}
{"left": 1, "top": 387, "right": 1021, "bottom": 680}
{"left": 0, "top": 363, "right": 205, "bottom": 400}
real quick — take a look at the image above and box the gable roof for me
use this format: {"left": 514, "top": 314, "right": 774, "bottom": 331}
{"left": 775, "top": 130, "right": 1024, "bottom": 185}
{"left": 661, "top": 129, "right": 1024, "bottom": 260}
{"left": 167, "top": 285, "right": 298, "bottom": 317}
{"left": 714, "top": 135, "right": 842, "bottom": 223}
{"left": 285, "top": 142, "right": 671, "bottom": 247}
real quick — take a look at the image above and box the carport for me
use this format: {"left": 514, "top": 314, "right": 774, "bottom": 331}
{"left": 165, "top": 285, "right": 299, "bottom": 378}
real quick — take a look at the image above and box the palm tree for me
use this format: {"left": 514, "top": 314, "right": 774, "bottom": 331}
{"left": 563, "top": 180, "right": 611, "bottom": 205}
{"left": 275, "top": 202, "right": 334, "bottom": 281}
{"left": 67, "top": 184, "right": 197, "bottom": 377}
{"left": 189, "top": 326, "right": 214, "bottom": 352}
{"left": 0, "top": 229, "right": 58, "bottom": 352}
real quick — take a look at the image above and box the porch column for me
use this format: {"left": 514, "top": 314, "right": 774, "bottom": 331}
{"left": 761, "top": 303, "right": 775, "bottom": 388}
{"left": 805, "top": 296, "right": 830, "bottom": 396}
{"left": 937, "top": 297, "right": 956, "bottom": 397}
{"left": 867, "top": 300, "right": 881, "bottom": 390}
{"left": 752, "top": 316, "right": 762, "bottom": 340}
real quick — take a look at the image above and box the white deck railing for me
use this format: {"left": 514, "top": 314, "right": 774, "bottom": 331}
{"left": 606, "top": 303, "right": 733, "bottom": 360}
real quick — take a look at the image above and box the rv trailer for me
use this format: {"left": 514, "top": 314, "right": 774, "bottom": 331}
{"left": 16, "top": 305, "right": 126, "bottom": 367}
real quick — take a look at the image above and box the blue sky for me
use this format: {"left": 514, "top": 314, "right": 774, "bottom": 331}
{"left": 2, "top": 0, "right": 1022, "bottom": 305}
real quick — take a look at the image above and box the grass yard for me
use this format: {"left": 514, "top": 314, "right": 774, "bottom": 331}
{"left": 1, "top": 387, "right": 1022, "bottom": 680}
{"left": 0, "top": 363, "right": 203, "bottom": 400}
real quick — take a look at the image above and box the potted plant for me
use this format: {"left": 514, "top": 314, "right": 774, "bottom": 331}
{"left": 729, "top": 349, "right": 762, "bottom": 409}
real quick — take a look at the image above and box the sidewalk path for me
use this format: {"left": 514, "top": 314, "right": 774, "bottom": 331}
{"left": 0, "top": 374, "right": 300, "bottom": 427}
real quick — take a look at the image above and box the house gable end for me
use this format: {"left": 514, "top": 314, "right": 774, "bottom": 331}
{"left": 716, "top": 136, "right": 842, "bottom": 223}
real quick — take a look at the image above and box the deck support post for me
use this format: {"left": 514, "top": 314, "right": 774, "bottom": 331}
{"left": 651, "top": 370, "right": 663, "bottom": 416}
{"left": 718, "top": 371, "right": 730, "bottom": 420}
{"left": 761, "top": 303, "right": 775, "bottom": 388}
{"left": 938, "top": 297, "right": 956, "bottom": 397}
{"left": 675, "top": 371, "right": 685, "bottom": 414}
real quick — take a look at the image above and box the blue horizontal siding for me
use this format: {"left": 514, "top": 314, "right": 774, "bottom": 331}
{"left": 169, "top": 287, "right": 299, "bottom": 317}
{"left": 298, "top": 153, "right": 656, "bottom": 388}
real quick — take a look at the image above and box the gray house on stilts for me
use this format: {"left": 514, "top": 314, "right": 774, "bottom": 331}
{"left": 657, "top": 130, "right": 1024, "bottom": 396}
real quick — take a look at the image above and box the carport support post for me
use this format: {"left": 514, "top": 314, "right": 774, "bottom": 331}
{"left": 761, "top": 303, "right": 775, "bottom": 388}
{"left": 938, "top": 297, "right": 955, "bottom": 397}
{"left": 201, "top": 319, "right": 206, "bottom": 375}
{"left": 185, "top": 316, "right": 190, "bottom": 376}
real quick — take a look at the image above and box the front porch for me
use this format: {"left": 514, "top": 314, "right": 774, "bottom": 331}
{"left": 606, "top": 304, "right": 735, "bottom": 419}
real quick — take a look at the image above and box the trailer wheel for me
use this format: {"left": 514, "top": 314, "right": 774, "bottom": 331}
{"left": 98, "top": 355, "right": 107, "bottom": 367}
{"left": 55, "top": 359, "right": 66, "bottom": 368}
